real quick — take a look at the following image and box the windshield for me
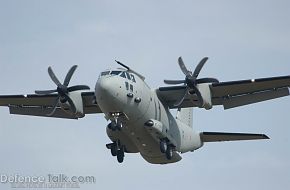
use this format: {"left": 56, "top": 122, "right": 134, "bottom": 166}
{"left": 100, "top": 70, "right": 121, "bottom": 76}
{"left": 100, "top": 70, "right": 136, "bottom": 83}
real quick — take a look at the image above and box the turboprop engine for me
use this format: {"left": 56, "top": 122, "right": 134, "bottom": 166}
{"left": 35, "top": 65, "right": 90, "bottom": 117}
{"left": 164, "top": 57, "right": 218, "bottom": 109}
{"left": 59, "top": 91, "right": 85, "bottom": 118}
{"left": 196, "top": 83, "right": 213, "bottom": 110}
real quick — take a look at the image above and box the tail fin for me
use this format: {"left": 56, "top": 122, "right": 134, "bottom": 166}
{"left": 176, "top": 108, "right": 193, "bottom": 128}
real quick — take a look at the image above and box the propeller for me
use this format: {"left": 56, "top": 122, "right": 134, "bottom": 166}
{"left": 35, "top": 65, "right": 90, "bottom": 116}
{"left": 164, "top": 57, "right": 219, "bottom": 107}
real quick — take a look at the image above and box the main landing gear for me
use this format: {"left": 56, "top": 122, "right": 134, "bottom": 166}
{"left": 107, "top": 113, "right": 123, "bottom": 131}
{"left": 160, "top": 139, "right": 173, "bottom": 160}
{"left": 106, "top": 140, "right": 125, "bottom": 163}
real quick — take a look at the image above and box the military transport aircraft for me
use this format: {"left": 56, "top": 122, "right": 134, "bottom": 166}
{"left": 1, "top": 57, "right": 289, "bottom": 164}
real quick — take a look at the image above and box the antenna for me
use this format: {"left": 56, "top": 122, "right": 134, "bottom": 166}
{"left": 114, "top": 60, "right": 145, "bottom": 80}
{"left": 115, "top": 60, "right": 130, "bottom": 70}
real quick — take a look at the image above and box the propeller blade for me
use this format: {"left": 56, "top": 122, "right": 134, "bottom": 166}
{"left": 164, "top": 79, "right": 185, "bottom": 85}
{"left": 67, "top": 85, "right": 90, "bottom": 92}
{"left": 65, "top": 94, "right": 77, "bottom": 114}
{"left": 47, "top": 96, "right": 60, "bottom": 116}
{"left": 193, "top": 57, "right": 208, "bottom": 78}
{"left": 174, "top": 88, "right": 188, "bottom": 107}
{"left": 63, "top": 65, "right": 78, "bottom": 86}
{"left": 48, "top": 66, "right": 62, "bottom": 86}
{"left": 196, "top": 77, "right": 219, "bottom": 84}
{"left": 35, "top": 89, "right": 57, "bottom": 95}
{"left": 192, "top": 86, "right": 204, "bottom": 107}
{"left": 178, "top": 57, "right": 191, "bottom": 76}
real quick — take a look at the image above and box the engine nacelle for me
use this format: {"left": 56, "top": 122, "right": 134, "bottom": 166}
{"left": 196, "top": 83, "right": 213, "bottom": 110}
{"left": 60, "top": 91, "right": 85, "bottom": 118}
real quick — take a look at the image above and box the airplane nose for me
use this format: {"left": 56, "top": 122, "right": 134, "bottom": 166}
{"left": 96, "top": 77, "right": 114, "bottom": 98}
{"left": 95, "top": 77, "right": 121, "bottom": 112}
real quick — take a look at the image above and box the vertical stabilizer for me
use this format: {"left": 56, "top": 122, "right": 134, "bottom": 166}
{"left": 176, "top": 108, "right": 193, "bottom": 128}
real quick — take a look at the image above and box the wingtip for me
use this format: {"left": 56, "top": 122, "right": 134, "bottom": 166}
{"left": 263, "top": 134, "right": 270, "bottom": 139}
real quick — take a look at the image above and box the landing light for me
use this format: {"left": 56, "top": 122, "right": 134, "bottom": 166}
{"left": 127, "top": 93, "right": 133, "bottom": 98}
{"left": 145, "top": 120, "right": 154, "bottom": 127}
{"left": 134, "top": 97, "right": 141, "bottom": 103}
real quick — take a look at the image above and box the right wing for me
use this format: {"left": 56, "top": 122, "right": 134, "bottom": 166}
{"left": 0, "top": 91, "right": 102, "bottom": 119}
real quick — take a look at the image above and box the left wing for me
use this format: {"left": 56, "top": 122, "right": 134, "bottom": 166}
{"left": 157, "top": 75, "right": 290, "bottom": 109}
{"left": 0, "top": 91, "right": 102, "bottom": 119}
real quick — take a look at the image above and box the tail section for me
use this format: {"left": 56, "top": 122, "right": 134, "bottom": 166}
{"left": 200, "top": 132, "right": 269, "bottom": 142}
{"left": 176, "top": 108, "right": 193, "bottom": 128}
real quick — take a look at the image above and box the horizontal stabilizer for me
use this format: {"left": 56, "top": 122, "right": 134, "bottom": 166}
{"left": 200, "top": 132, "right": 269, "bottom": 142}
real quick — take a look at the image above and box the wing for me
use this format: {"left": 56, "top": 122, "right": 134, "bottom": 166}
{"left": 0, "top": 91, "right": 102, "bottom": 119}
{"left": 157, "top": 75, "right": 290, "bottom": 109}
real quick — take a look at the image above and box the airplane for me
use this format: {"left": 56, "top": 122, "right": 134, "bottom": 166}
{"left": 0, "top": 57, "right": 289, "bottom": 164}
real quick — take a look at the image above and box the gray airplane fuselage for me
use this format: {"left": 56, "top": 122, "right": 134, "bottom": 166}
{"left": 95, "top": 69, "right": 202, "bottom": 164}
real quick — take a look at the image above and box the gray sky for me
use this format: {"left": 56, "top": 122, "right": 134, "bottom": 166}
{"left": 0, "top": 0, "right": 290, "bottom": 189}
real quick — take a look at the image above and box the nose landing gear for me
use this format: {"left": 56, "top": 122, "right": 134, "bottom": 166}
{"left": 108, "top": 121, "right": 122, "bottom": 131}
{"left": 107, "top": 113, "right": 123, "bottom": 131}
{"left": 106, "top": 140, "right": 125, "bottom": 163}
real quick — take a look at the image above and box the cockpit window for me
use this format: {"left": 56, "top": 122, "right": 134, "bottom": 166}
{"left": 111, "top": 71, "right": 122, "bottom": 75}
{"left": 101, "top": 71, "right": 110, "bottom": 76}
{"left": 100, "top": 70, "right": 137, "bottom": 83}
{"left": 130, "top": 74, "right": 136, "bottom": 82}
{"left": 125, "top": 72, "right": 131, "bottom": 80}
{"left": 120, "top": 72, "right": 126, "bottom": 78}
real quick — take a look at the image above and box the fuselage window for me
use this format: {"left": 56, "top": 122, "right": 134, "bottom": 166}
{"left": 111, "top": 71, "right": 121, "bottom": 75}
{"left": 130, "top": 84, "right": 133, "bottom": 92}
{"left": 120, "top": 72, "right": 126, "bottom": 78}
{"left": 125, "top": 82, "right": 129, "bottom": 90}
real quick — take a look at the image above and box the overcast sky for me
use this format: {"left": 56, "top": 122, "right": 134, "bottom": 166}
{"left": 0, "top": 0, "right": 290, "bottom": 190}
